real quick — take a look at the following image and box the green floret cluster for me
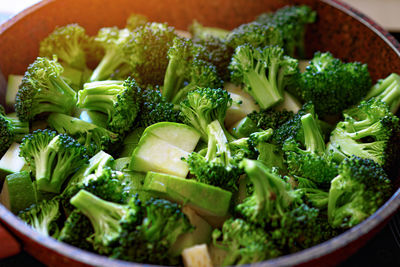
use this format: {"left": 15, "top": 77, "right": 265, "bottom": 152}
{"left": 3, "top": 4, "right": 399, "bottom": 267}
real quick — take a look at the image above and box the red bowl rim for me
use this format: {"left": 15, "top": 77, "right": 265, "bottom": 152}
{"left": 0, "top": 0, "right": 399, "bottom": 266}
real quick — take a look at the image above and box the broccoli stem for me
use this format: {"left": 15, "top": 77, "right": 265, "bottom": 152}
{"left": 171, "top": 82, "right": 196, "bottom": 104}
{"left": 70, "top": 190, "right": 126, "bottom": 244}
{"left": 90, "top": 49, "right": 126, "bottom": 82}
{"left": 366, "top": 73, "right": 400, "bottom": 113}
{"left": 162, "top": 57, "right": 186, "bottom": 102}
{"left": 301, "top": 113, "right": 325, "bottom": 154}
{"left": 49, "top": 74, "right": 77, "bottom": 98}
{"left": 7, "top": 117, "right": 29, "bottom": 140}
{"left": 246, "top": 65, "right": 282, "bottom": 109}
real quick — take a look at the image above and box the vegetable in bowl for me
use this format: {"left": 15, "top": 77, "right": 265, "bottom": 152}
{"left": 0, "top": 4, "right": 399, "bottom": 266}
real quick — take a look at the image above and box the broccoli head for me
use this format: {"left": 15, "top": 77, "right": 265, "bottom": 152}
{"left": 135, "top": 85, "right": 182, "bottom": 128}
{"left": 297, "top": 52, "right": 372, "bottom": 117}
{"left": 236, "top": 159, "right": 302, "bottom": 227}
{"left": 226, "top": 22, "right": 283, "bottom": 49}
{"left": 19, "top": 197, "right": 61, "bottom": 237}
{"left": 89, "top": 27, "right": 134, "bottom": 82}
{"left": 283, "top": 113, "right": 338, "bottom": 186}
{"left": 328, "top": 156, "right": 392, "bottom": 228}
{"left": 125, "top": 13, "right": 148, "bottom": 31}
{"left": 184, "top": 120, "right": 242, "bottom": 192}
{"left": 180, "top": 87, "right": 232, "bottom": 141}
{"left": 212, "top": 218, "right": 281, "bottom": 266}
{"left": 247, "top": 108, "right": 294, "bottom": 130}
{"left": 15, "top": 57, "right": 77, "bottom": 122}
{"left": 327, "top": 98, "right": 400, "bottom": 173}
{"left": 19, "top": 129, "right": 89, "bottom": 193}
{"left": 0, "top": 107, "right": 29, "bottom": 153}
{"left": 39, "top": 24, "right": 90, "bottom": 70}
{"left": 256, "top": 5, "right": 316, "bottom": 58}
{"left": 189, "top": 20, "right": 230, "bottom": 41}
{"left": 47, "top": 113, "right": 119, "bottom": 155}
{"left": 58, "top": 210, "right": 94, "bottom": 251}
{"left": 365, "top": 73, "right": 400, "bottom": 114}
{"left": 229, "top": 44, "right": 299, "bottom": 109}
{"left": 77, "top": 78, "right": 140, "bottom": 134}
{"left": 125, "top": 22, "right": 177, "bottom": 86}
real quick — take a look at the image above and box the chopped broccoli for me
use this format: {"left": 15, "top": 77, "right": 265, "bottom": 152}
{"left": 70, "top": 190, "right": 192, "bottom": 264}
{"left": 135, "top": 85, "right": 181, "bottom": 128}
{"left": 15, "top": 57, "right": 77, "bottom": 122}
{"left": 77, "top": 78, "right": 140, "bottom": 134}
{"left": 236, "top": 159, "right": 302, "bottom": 227}
{"left": 297, "top": 52, "right": 372, "bottom": 117}
{"left": 47, "top": 113, "right": 119, "bottom": 155}
{"left": 229, "top": 45, "right": 299, "bottom": 109}
{"left": 193, "top": 36, "right": 234, "bottom": 81}
{"left": 283, "top": 113, "right": 338, "bottom": 186}
{"left": 161, "top": 37, "right": 199, "bottom": 101}
{"left": 212, "top": 218, "right": 281, "bottom": 265}
{"left": 271, "top": 102, "right": 315, "bottom": 146}
{"left": 247, "top": 108, "right": 294, "bottom": 130}
{"left": 365, "top": 73, "right": 400, "bottom": 114}
{"left": 180, "top": 87, "right": 233, "bottom": 141}
{"left": 124, "top": 22, "right": 177, "bottom": 86}
{"left": 19, "top": 197, "right": 61, "bottom": 237}
{"left": 226, "top": 22, "right": 283, "bottom": 49}
{"left": 327, "top": 98, "right": 400, "bottom": 173}
{"left": 0, "top": 106, "right": 29, "bottom": 153}
{"left": 58, "top": 210, "right": 94, "bottom": 251}
{"left": 328, "top": 156, "right": 392, "bottom": 228}
{"left": 256, "top": 5, "right": 316, "bottom": 58}
{"left": 39, "top": 24, "right": 90, "bottom": 70}
{"left": 19, "top": 129, "right": 89, "bottom": 193}
{"left": 89, "top": 27, "right": 134, "bottom": 82}
{"left": 184, "top": 120, "right": 242, "bottom": 192}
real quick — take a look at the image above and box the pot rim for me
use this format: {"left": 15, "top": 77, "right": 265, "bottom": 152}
{"left": 0, "top": 0, "right": 399, "bottom": 266}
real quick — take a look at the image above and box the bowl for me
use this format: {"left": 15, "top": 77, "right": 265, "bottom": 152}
{"left": 0, "top": 0, "right": 400, "bottom": 266}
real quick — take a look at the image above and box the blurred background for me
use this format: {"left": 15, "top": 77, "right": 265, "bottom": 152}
{"left": 0, "top": 0, "right": 399, "bottom": 266}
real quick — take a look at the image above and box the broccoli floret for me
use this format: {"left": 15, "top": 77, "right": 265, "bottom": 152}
{"left": 124, "top": 22, "right": 177, "bottom": 86}
{"left": 236, "top": 159, "right": 302, "bottom": 226}
{"left": 327, "top": 98, "right": 400, "bottom": 173}
{"left": 77, "top": 78, "right": 140, "bottom": 134}
{"left": 328, "top": 156, "right": 392, "bottom": 228}
{"left": 229, "top": 45, "right": 299, "bottom": 109}
{"left": 271, "top": 102, "right": 315, "bottom": 146}
{"left": 135, "top": 85, "right": 181, "bottom": 128}
{"left": 19, "top": 197, "right": 61, "bottom": 237}
{"left": 256, "top": 5, "right": 316, "bottom": 58}
{"left": 125, "top": 13, "right": 148, "bottom": 31}
{"left": 269, "top": 203, "right": 334, "bottom": 254}
{"left": 70, "top": 190, "right": 192, "bottom": 264}
{"left": 39, "top": 24, "right": 90, "bottom": 70}
{"left": 15, "top": 57, "right": 77, "bottom": 122}
{"left": 111, "top": 198, "right": 193, "bottom": 265}
{"left": 89, "top": 27, "right": 134, "bottom": 82}
{"left": 0, "top": 107, "right": 29, "bottom": 153}
{"left": 162, "top": 37, "right": 199, "bottom": 102}
{"left": 226, "top": 22, "right": 283, "bottom": 49}
{"left": 189, "top": 20, "right": 230, "bottom": 40}
{"left": 297, "top": 52, "right": 372, "bottom": 117}
{"left": 19, "top": 129, "right": 89, "bottom": 193}
{"left": 247, "top": 108, "right": 294, "bottom": 130}
{"left": 212, "top": 218, "right": 281, "bottom": 266}
{"left": 283, "top": 113, "right": 338, "bottom": 186}
{"left": 184, "top": 120, "right": 242, "bottom": 192}
{"left": 47, "top": 113, "right": 119, "bottom": 155}
{"left": 365, "top": 73, "right": 400, "bottom": 114}
{"left": 180, "top": 87, "right": 232, "bottom": 141}
{"left": 193, "top": 36, "right": 234, "bottom": 81}
{"left": 58, "top": 210, "right": 94, "bottom": 251}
